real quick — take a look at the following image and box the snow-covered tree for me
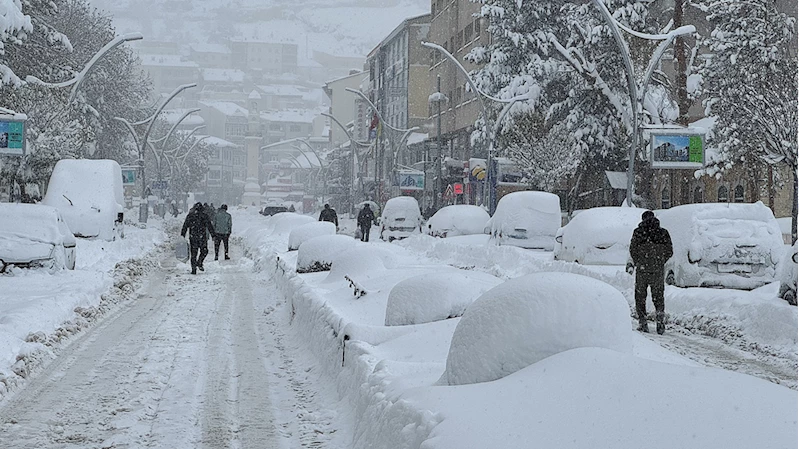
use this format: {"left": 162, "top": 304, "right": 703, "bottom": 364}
{"left": 697, "top": 0, "right": 797, "bottom": 242}
{"left": 467, "top": 0, "right": 669, "bottom": 210}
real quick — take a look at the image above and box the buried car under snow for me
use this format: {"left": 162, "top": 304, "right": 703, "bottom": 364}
{"left": 0, "top": 203, "right": 76, "bottom": 272}
{"left": 554, "top": 207, "right": 647, "bottom": 265}
{"left": 426, "top": 205, "right": 490, "bottom": 238}
{"left": 657, "top": 202, "right": 784, "bottom": 289}
{"left": 487, "top": 191, "right": 561, "bottom": 250}
{"left": 380, "top": 196, "right": 423, "bottom": 242}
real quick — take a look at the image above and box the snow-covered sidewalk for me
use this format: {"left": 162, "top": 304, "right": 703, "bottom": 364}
{"left": 239, "top": 209, "right": 798, "bottom": 449}
{"left": 0, "top": 216, "right": 167, "bottom": 397}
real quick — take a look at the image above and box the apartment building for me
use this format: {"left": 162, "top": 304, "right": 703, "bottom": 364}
{"left": 229, "top": 39, "right": 298, "bottom": 75}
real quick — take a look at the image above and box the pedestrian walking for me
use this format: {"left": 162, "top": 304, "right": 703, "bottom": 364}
{"left": 628, "top": 210, "right": 673, "bottom": 334}
{"left": 319, "top": 203, "right": 338, "bottom": 230}
{"left": 357, "top": 203, "right": 376, "bottom": 242}
{"left": 181, "top": 202, "right": 215, "bottom": 274}
{"left": 213, "top": 204, "right": 232, "bottom": 260}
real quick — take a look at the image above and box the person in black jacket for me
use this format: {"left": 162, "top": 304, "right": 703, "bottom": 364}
{"left": 181, "top": 202, "right": 215, "bottom": 274}
{"left": 357, "top": 204, "right": 376, "bottom": 242}
{"left": 319, "top": 204, "right": 338, "bottom": 229}
{"left": 629, "top": 210, "right": 674, "bottom": 334}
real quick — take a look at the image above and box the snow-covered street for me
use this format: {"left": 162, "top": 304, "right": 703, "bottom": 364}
{"left": 0, "top": 224, "right": 345, "bottom": 448}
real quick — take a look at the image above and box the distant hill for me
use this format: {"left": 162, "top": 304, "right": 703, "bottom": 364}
{"left": 87, "top": 0, "right": 429, "bottom": 60}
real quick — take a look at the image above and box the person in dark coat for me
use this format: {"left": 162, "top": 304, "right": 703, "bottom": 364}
{"left": 181, "top": 202, "right": 215, "bottom": 274}
{"left": 319, "top": 203, "right": 338, "bottom": 229}
{"left": 357, "top": 204, "right": 376, "bottom": 242}
{"left": 628, "top": 210, "right": 673, "bottom": 334}
{"left": 212, "top": 204, "right": 232, "bottom": 260}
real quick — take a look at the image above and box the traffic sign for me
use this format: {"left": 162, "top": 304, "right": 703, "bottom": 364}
{"left": 151, "top": 180, "right": 169, "bottom": 190}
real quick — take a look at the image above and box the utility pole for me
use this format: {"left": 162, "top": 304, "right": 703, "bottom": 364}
{"left": 436, "top": 75, "right": 442, "bottom": 210}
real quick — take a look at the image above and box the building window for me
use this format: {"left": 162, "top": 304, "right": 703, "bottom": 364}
{"left": 717, "top": 185, "right": 728, "bottom": 202}
{"left": 474, "top": 18, "right": 481, "bottom": 35}
{"left": 734, "top": 184, "right": 745, "bottom": 202}
{"left": 464, "top": 22, "right": 474, "bottom": 42}
{"left": 209, "top": 170, "right": 221, "bottom": 180}
{"left": 211, "top": 149, "right": 220, "bottom": 159}
{"left": 431, "top": 1, "right": 436, "bottom": 16}
{"left": 693, "top": 186, "right": 703, "bottom": 203}
{"left": 661, "top": 187, "right": 671, "bottom": 209}
{"left": 290, "top": 124, "right": 301, "bottom": 132}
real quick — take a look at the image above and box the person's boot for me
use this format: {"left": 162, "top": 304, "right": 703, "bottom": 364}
{"left": 225, "top": 254, "right": 230, "bottom": 260}
{"left": 198, "top": 264, "right": 204, "bottom": 271}
{"left": 637, "top": 318, "right": 649, "bottom": 333}
{"left": 656, "top": 311, "right": 666, "bottom": 335}
{"left": 191, "top": 267, "right": 197, "bottom": 275}
{"left": 214, "top": 254, "right": 218, "bottom": 261}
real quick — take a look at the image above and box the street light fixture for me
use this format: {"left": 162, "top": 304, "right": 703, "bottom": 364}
{"left": 322, "top": 112, "right": 373, "bottom": 214}
{"left": 26, "top": 32, "right": 144, "bottom": 104}
{"left": 421, "top": 41, "right": 532, "bottom": 214}
{"left": 590, "top": 0, "right": 694, "bottom": 206}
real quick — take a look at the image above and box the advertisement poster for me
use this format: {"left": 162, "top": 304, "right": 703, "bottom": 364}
{"left": 121, "top": 169, "right": 137, "bottom": 185}
{"left": 0, "top": 119, "right": 25, "bottom": 156}
{"left": 398, "top": 170, "right": 424, "bottom": 190}
{"left": 650, "top": 130, "right": 705, "bottom": 169}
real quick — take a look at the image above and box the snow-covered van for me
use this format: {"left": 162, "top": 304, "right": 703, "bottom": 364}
{"left": 379, "top": 196, "right": 423, "bottom": 242}
{"left": 487, "top": 191, "right": 561, "bottom": 250}
{"left": 43, "top": 159, "right": 125, "bottom": 241}
{"left": 657, "top": 202, "right": 784, "bottom": 289}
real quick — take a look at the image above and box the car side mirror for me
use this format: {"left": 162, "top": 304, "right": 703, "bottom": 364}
{"left": 555, "top": 235, "right": 563, "bottom": 244}
{"left": 116, "top": 212, "right": 124, "bottom": 223}
{"left": 793, "top": 252, "right": 798, "bottom": 264}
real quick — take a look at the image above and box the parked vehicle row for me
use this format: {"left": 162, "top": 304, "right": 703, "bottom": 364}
{"left": 1, "top": 159, "right": 128, "bottom": 273}
{"left": 374, "top": 193, "right": 792, "bottom": 300}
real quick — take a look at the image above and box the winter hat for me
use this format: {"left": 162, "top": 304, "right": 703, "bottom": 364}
{"left": 642, "top": 210, "right": 655, "bottom": 221}
{"left": 221, "top": 204, "right": 228, "bottom": 210}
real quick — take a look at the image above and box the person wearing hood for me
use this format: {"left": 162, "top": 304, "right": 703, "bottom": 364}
{"left": 629, "top": 210, "right": 673, "bottom": 334}
{"left": 357, "top": 203, "right": 376, "bottom": 242}
{"left": 319, "top": 203, "right": 338, "bottom": 229}
{"left": 181, "top": 202, "right": 215, "bottom": 274}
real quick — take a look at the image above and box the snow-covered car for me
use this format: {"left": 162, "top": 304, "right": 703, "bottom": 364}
{"left": 778, "top": 242, "right": 797, "bottom": 305}
{"left": 487, "top": 191, "right": 561, "bottom": 250}
{"left": 261, "top": 205, "right": 288, "bottom": 216}
{"left": 426, "top": 205, "right": 490, "bottom": 238}
{"left": 42, "top": 159, "right": 125, "bottom": 241}
{"left": 379, "top": 196, "right": 423, "bottom": 242}
{"left": 658, "top": 202, "right": 784, "bottom": 289}
{"left": 0, "top": 203, "right": 76, "bottom": 272}
{"left": 554, "top": 207, "right": 647, "bottom": 265}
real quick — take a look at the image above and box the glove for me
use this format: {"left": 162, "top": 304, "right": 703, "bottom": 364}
{"left": 626, "top": 262, "right": 634, "bottom": 275}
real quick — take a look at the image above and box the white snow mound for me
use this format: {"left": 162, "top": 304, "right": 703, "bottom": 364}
{"left": 385, "top": 270, "right": 503, "bottom": 326}
{"left": 323, "top": 245, "right": 399, "bottom": 283}
{"left": 270, "top": 212, "right": 315, "bottom": 236}
{"left": 296, "top": 234, "right": 357, "bottom": 273}
{"left": 443, "top": 272, "right": 632, "bottom": 385}
{"left": 288, "top": 221, "right": 336, "bottom": 251}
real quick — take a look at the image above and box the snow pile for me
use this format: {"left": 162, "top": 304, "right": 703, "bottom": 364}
{"left": 426, "top": 205, "right": 490, "bottom": 237}
{"left": 443, "top": 272, "right": 632, "bottom": 385}
{"left": 555, "top": 206, "right": 646, "bottom": 264}
{"left": 324, "top": 245, "right": 399, "bottom": 284}
{"left": 296, "top": 235, "right": 357, "bottom": 273}
{"left": 487, "top": 191, "right": 561, "bottom": 249}
{"left": 417, "top": 347, "right": 797, "bottom": 449}
{"left": 658, "top": 202, "right": 784, "bottom": 288}
{"left": 288, "top": 221, "right": 336, "bottom": 251}
{"left": 269, "top": 212, "right": 315, "bottom": 236}
{"left": 384, "top": 270, "right": 502, "bottom": 326}
{"left": 42, "top": 159, "right": 124, "bottom": 241}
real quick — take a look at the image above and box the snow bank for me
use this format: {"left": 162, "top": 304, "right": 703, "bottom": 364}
{"left": 270, "top": 212, "right": 316, "bottom": 236}
{"left": 384, "top": 270, "right": 502, "bottom": 326}
{"left": 324, "top": 245, "right": 399, "bottom": 284}
{"left": 288, "top": 221, "right": 336, "bottom": 251}
{"left": 426, "top": 205, "right": 489, "bottom": 237}
{"left": 555, "top": 206, "right": 646, "bottom": 265}
{"left": 416, "top": 347, "right": 797, "bottom": 449}
{"left": 443, "top": 272, "right": 632, "bottom": 385}
{"left": 296, "top": 234, "right": 357, "bottom": 273}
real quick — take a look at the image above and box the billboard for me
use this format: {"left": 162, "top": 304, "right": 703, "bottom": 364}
{"left": 0, "top": 117, "right": 25, "bottom": 156}
{"left": 121, "top": 169, "right": 136, "bottom": 185}
{"left": 397, "top": 170, "right": 424, "bottom": 191}
{"left": 650, "top": 129, "right": 705, "bottom": 169}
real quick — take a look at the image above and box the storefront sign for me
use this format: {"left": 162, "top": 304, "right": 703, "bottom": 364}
{"left": 398, "top": 170, "right": 424, "bottom": 190}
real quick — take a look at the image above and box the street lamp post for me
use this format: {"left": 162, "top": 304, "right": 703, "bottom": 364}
{"left": 590, "top": 0, "right": 694, "bottom": 206}
{"left": 344, "top": 87, "right": 418, "bottom": 207}
{"left": 321, "top": 112, "right": 372, "bottom": 214}
{"left": 421, "top": 41, "right": 530, "bottom": 214}
{"left": 26, "top": 32, "right": 144, "bottom": 105}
